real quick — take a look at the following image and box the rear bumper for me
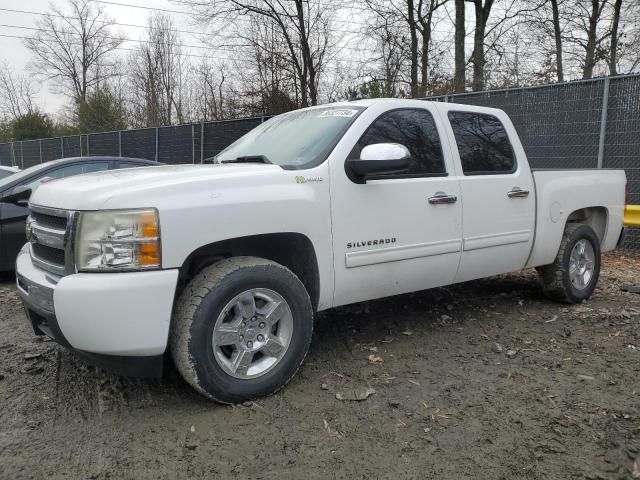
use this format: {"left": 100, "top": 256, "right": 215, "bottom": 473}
{"left": 16, "top": 245, "right": 179, "bottom": 377}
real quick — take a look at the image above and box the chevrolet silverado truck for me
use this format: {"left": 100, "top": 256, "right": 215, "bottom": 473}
{"left": 15, "top": 99, "right": 626, "bottom": 403}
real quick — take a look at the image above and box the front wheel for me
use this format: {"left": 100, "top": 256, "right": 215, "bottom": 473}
{"left": 170, "top": 257, "right": 313, "bottom": 403}
{"left": 539, "top": 223, "right": 601, "bottom": 303}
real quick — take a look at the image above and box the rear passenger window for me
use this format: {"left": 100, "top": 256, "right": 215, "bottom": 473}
{"left": 448, "top": 112, "right": 516, "bottom": 175}
{"left": 352, "top": 109, "right": 446, "bottom": 177}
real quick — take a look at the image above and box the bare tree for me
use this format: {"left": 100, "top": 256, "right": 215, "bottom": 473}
{"left": 418, "top": 0, "right": 449, "bottom": 96}
{"left": 193, "top": 59, "right": 228, "bottom": 120}
{"left": 24, "top": 0, "right": 122, "bottom": 102}
{"left": 227, "top": 18, "right": 299, "bottom": 116}
{"left": 373, "top": 18, "right": 410, "bottom": 97}
{"left": 364, "top": 0, "right": 448, "bottom": 97}
{"left": 614, "top": 1, "right": 640, "bottom": 74}
{"left": 179, "top": 0, "right": 332, "bottom": 107}
{"left": 0, "top": 62, "right": 38, "bottom": 120}
{"left": 129, "top": 13, "right": 186, "bottom": 126}
{"left": 558, "top": 0, "right": 613, "bottom": 79}
{"left": 465, "top": 0, "right": 548, "bottom": 91}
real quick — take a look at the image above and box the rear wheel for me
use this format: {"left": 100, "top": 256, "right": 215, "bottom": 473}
{"left": 170, "top": 256, "right": 313, "bottom": 403}
{"left": 539, "top": 223, "right": 601, "bottom": 303}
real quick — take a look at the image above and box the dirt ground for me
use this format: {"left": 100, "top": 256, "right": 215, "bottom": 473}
{"left": 1, "top": 253, "right": 639, "bottom": 480}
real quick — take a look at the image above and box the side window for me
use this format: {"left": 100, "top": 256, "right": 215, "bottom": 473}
{"left": 22, "top": 162, "right": 110, "bottom": 192}
{"left": 352, "top": 109, "right": 446, "bottom": 177}
{"left": 448, "top": 112, "right": 516, "bottom": 175}
{"left": 23, "top": 168, "right": 65, "bottom": 191}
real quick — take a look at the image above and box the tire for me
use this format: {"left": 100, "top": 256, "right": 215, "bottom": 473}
{"left": 539, "top": 223, "right": 601, "bottom": 304}
{"left": 170, "top": 256, "right": 313, "bottom": 403}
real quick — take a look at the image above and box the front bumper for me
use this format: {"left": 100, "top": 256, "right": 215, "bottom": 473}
{"left": 16, "top": 246, "right": 179, "bottom": 377}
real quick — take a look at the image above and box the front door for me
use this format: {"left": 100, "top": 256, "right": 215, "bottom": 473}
{"left": 330, "top": 105, "right": 463, "bottom": 307}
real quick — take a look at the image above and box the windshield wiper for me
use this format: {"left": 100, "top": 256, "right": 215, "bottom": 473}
{"left": 219, "top": 155, "right": 271, "bottom": 164}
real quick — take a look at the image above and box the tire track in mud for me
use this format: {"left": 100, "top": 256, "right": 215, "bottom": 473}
{"left": 1, "top": 253, "right": 640, "bottom": 479}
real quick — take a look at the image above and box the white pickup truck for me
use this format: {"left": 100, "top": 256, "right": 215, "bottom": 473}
{"left": 15, "top": 99, "right": 626, "bottom": 403}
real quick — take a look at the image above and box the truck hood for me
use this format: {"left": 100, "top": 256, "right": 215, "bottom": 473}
{"left": 30, "top": 163, "right": 285, "bottom": 210}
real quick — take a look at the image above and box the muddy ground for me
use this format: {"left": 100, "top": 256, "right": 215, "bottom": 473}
{"left": 1, "top": 253, "right": 639, "bottom": 480}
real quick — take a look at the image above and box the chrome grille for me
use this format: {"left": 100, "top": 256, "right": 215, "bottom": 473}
{"left": 29, "top": 205, "right": 77, "bottom": 276}
{"left": 31, "top": 211, "right": 68, "bottom": 230}
{"left": 32, "top": 244, "right": 65, "bottom": 265}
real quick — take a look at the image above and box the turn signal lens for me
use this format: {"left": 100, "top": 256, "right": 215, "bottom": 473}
{"left": 141, "top": 213, "right": 159, "bottom": 237}
{"left": 139, "top": 242, "right": 160, "bottom": 266}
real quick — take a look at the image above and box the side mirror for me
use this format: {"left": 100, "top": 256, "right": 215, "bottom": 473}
{"left": 2, "top": 185, "right": 32, "bottom": 206}
{"left": 346, "top": 143, "right": 411, "bottom": 183}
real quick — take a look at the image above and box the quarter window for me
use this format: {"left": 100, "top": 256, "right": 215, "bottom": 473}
{"left": 352, "top": 109, "right": 446, "bottom": 177}
{"left": 448, "top": 112, "right": 516, "bottom": 175}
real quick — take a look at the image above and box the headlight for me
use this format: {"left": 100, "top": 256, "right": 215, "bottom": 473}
{"left": 75, "top": 209, "right": 161, "bottom": 271}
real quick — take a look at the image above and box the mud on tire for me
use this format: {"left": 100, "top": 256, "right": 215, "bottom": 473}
{"left": 170, "top": 256, "right": 313, "bottom": 403}
{"left": 539, "top": 223, "right": 601, "bottom": 304}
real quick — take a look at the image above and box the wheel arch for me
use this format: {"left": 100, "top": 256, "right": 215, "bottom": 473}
{"left": 177, "top": 232, "right": 321, "bottom": 311}
{"left": 565, "top": 206, "right": 608, "bottom": 244}
{"left": 528, "top": 205, "right": 610, "bottom": 269}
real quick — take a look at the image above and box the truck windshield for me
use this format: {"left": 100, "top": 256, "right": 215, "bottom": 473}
{"left": 215, "top": 106, "right": 365, "bottom": 169}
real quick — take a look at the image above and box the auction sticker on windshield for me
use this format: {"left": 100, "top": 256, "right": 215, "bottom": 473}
{"left": 319, "top": 109, "right": 359, "bottom": 118}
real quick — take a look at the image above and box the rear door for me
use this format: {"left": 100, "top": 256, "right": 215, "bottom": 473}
{"left": 443, "top": 109, "right": 535, "bottom": 283}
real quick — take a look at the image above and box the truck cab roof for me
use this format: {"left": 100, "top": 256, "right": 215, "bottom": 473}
{"left": 322, "top": 98, "right": 505, "bottom": 116}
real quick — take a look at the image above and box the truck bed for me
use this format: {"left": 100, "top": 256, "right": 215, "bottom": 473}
{"left": 526, "top": 169, "right": 626, "bottom": 268}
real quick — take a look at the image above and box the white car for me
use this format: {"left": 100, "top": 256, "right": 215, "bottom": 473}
{"left": 15, "top": 99, "right": 626, "bottom": 403}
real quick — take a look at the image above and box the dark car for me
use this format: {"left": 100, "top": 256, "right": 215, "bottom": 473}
{"left": 0, "top": 156, "right": 160, "bottom": 271}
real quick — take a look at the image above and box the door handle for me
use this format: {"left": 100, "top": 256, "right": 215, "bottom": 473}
{"left": 428, "top": 191, "right": 458, "bottom": 205}
{"left": 507, "top": 186, "right": 530, "bottom": 198}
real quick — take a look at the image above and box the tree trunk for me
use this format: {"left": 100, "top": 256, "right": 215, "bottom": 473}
{"left": 295, "top": 0, "right": 313, "bottom": 106}
{"left": 583, "top": 0, "right": 601, "bottom": 79}
{"left": 609, "top": 0, "right": 623, "bottom": 75}
{"left": 550, "top": 0, "right": 564, "bottom": 81}
{"left": 419, "top": 6, "right": 434, "bottom": 97}
{"left": 419, "top": 24, "right": 431, "bottom": 96}
{"left": 454, "top": 0, "right": 465, "bottom": 92}
{"left": 408, "top": 0, "right": 419, "bottom": 97}
{"left": 471, "top": 0, "right": 493, "bottom": 92}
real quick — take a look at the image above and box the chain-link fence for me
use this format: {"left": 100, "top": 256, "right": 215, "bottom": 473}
{"left": 427, "top": 74, "right": 640, "bottom": 250}
{"left": 0, "top": 75, "right": 638, "bottom": 248}
{"left": 0, "top": 117, "right": 266, "bottom": 169}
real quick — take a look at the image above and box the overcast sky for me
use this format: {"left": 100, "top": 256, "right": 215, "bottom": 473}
{"left": 0, "top": 0, "right": 477, "bottom": 118}
{"left": 0, "top": 0, "right": 206, "bottom": 116}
